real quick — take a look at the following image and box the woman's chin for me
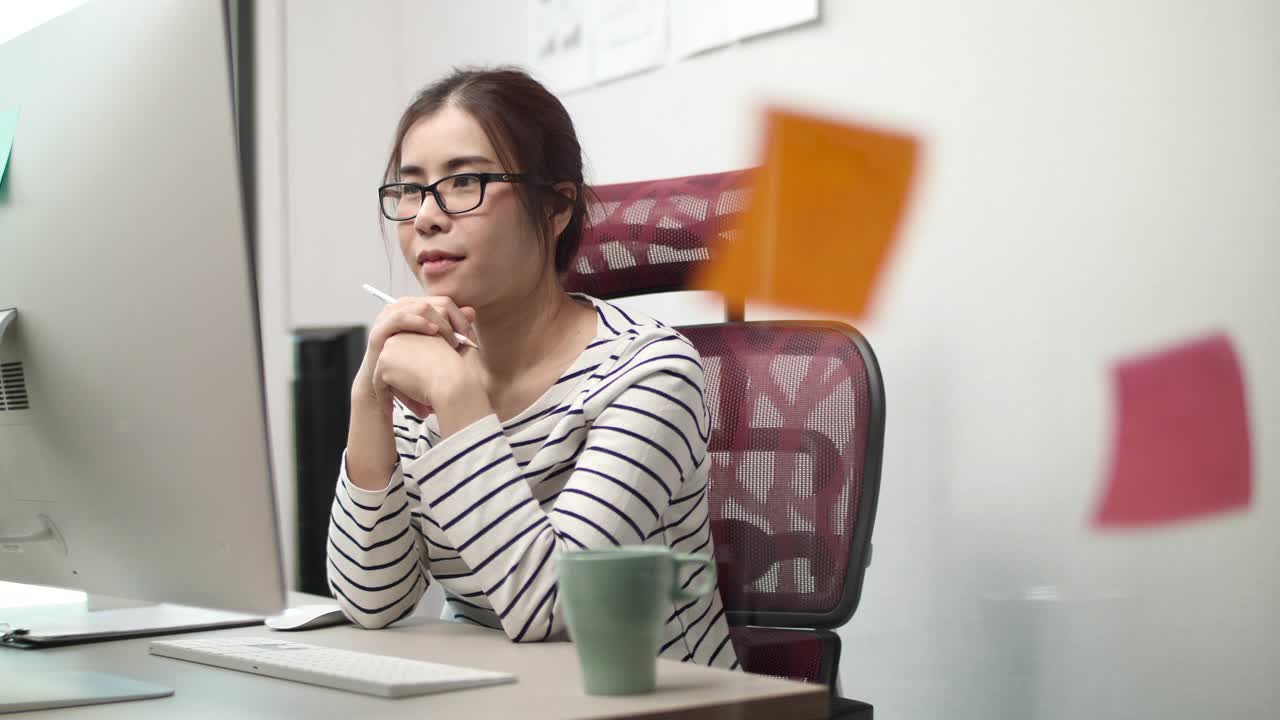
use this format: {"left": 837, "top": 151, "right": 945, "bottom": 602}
{"left": 421, "top": 273, "right": 453, "bottom": 296}
{"left": 422, "top": 278, "right": 469, "bottom": 304}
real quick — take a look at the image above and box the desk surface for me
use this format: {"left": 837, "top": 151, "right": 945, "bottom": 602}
{"left": 1, "top": 614, "right": 828, "bottom": 719}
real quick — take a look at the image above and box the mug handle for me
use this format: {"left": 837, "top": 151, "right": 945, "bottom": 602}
{"left": 670, "top": 553, "right": 716, "bottom": 603}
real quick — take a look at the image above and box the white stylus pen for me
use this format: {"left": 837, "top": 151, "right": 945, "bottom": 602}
{"left": 361, "top": 283, "right": 480, "bottom": 350}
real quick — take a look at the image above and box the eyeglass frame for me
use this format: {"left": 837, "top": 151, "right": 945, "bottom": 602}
{"left": 377, "top": 172, "right": 553, "bottom": 221}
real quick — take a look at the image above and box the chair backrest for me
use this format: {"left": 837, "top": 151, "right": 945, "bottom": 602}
{"left": 684, "top": 321, "right": 884, "bottom": 629}
{"left": 565, "top": 170, "right": 750, "bottom": 299}
{"left": 567, "top": 171, "right": 886, "bottom": 684}
{"left": 727, "top": 626, "right": 841, "bottom": 687}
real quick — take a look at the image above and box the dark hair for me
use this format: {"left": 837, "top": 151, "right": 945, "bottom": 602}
{"left": 384, "top": 67, "right": 587, "bottom": 275}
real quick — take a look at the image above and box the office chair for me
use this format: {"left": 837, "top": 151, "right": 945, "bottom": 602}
{"left": 565, "top": 170, "right": 885, "bottom": 720}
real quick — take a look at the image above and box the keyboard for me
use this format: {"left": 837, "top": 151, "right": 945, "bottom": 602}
{"left": 149, "top": 636, "right": 516, "bottom": 698}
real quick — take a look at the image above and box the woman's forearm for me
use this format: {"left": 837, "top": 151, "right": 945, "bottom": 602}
{"left": 345, "top": 394, "right": 399, "bottom": 490}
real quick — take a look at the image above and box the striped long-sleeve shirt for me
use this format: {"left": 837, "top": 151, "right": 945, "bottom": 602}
{"left": 327, "top": 294, "right": 738, "bottom": 670}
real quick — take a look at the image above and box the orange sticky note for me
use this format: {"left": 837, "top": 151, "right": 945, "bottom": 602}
{"left": 696, "top": 108, "right": 919, "bottom": 319}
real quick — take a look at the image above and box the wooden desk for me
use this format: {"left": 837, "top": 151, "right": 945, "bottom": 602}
{"left": 1, "top": 616, "right": 828, "bottom": 719}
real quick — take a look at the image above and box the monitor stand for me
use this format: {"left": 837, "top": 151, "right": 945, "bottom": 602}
{"left": 1, "top": 591, "right": 264, "bottom": 648}
{"left": 1, "top": 515, "right": 264, "bottom": 649}
{"left": 0, "top": 671, "right": 174, "bottom": 713}
{"left": 0, "top": 588, "right": 264, "bottom": 713}
{"left": 0, "top": 516, "right": 264, "bottom": 711}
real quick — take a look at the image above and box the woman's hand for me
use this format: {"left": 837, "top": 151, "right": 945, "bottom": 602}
{"left": 374, "top": 332, "right": 488, "bottom": 431}
{"left": 351, "top": 295, "right": 477, "bottom": 415}
{"left": 345, "top": 294, "right": 478, "bottom": 489}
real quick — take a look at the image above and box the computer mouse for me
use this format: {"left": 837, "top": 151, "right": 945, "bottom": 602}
{"left": 264, "top": 605, "right": 351, "bottom": 631}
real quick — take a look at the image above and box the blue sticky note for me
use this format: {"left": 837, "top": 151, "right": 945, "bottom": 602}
{"left": 0, "top": 108, "right": 18, "bottom": 186}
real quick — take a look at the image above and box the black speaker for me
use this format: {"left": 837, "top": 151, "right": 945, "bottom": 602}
{"left": 292, "top": 326, "right": 366, "bottom": 595}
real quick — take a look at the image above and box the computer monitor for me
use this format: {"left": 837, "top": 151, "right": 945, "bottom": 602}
{"left": 0, "top": 0, "right": 284, "bottom": 618}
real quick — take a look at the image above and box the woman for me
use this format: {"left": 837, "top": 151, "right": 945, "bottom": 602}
{"left": 327, "top": 67, "right": 737, "bottom": 669}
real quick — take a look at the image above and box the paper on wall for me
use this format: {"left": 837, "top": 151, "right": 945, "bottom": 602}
{"left": 669, "top": 0, "right": 737, "bottom": 59}
{"left": 528, "top": 0, "right": 593, "bottom": 94}
{"left": 733, "top": 0, "right": 819, "bottom": 40}
{"left": 588, "top": 0, "right": 666, "bottom": 83}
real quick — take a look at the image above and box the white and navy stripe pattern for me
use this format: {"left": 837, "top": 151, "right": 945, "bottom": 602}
{"left": 327, "top": 294, "right": 738, "bottom": 669}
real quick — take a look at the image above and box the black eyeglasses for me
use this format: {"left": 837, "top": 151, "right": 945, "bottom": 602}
{"left": 378, "top": 172, "right": 546, "bottom": 220}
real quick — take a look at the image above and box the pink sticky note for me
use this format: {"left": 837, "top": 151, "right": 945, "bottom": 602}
{"left": 1094, "top": 332, "right": 1252, "bottom": 528}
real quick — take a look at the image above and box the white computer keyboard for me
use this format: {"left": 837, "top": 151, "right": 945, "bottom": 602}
{"left": 149, "top": 636, "right": 516, "bottom": 698}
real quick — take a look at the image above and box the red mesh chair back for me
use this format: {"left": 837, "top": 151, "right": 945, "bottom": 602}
{"left": 566, "top": 170, "right": 750, "bottom": 299}
{"left": 567, "top": 173, "right": 885, "bottom": 707}
{"left": 728, "top": 626, "right": 841, "bottom": 686}
{"left": 682, "top": 322, "right": 883, "bottom": 628}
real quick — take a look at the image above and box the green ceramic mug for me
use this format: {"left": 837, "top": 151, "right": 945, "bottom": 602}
{"left": 558, "top": 545, "right": 717, "bottom": 695}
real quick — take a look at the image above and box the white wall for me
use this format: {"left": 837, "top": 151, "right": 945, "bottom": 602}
{"left": 261, "top": 1, "right": 1280, "bottom": 716}
{"left": 281, "top": 0, "right": 410, "bottom": 327}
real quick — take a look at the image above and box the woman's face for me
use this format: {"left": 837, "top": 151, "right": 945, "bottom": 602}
{"left": 394, "top": 104, "right": 547, "bottom": 307}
